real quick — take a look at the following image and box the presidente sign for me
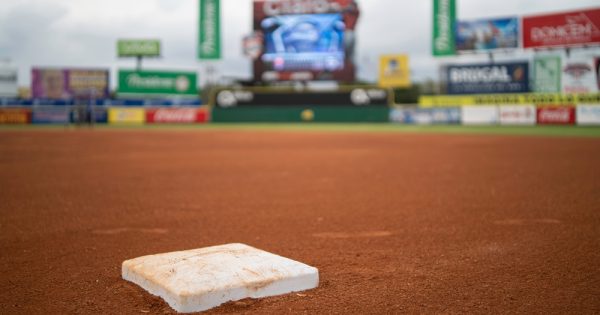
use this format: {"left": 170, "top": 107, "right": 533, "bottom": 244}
{"left": 198, "top": 0, "right": 221, "bottom": 59}
{"left": 117, "top": 40, "right": 161, "bottom": 57}
{"left": 118, "top": 70, "right": 198, "bottom": 97}
{"left": 432, "top": 0, "right": 456, "bottom": 56}
{"left": 446, "top": 62, "right": 530, "bottom": 95}
{"left": 523, "top": 8, "right": 600, "bottom": 49}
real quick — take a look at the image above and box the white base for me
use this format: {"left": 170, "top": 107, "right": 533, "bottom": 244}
{"left": 122, "top": 243, "right": 319, "bottom": 313}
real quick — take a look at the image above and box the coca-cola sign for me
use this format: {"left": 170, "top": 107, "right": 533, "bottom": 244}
{"left": 523, "top": 8, "right": 600, "bottom": 49}
{"left": 536, "top": 106, "right": 575, "bottom": 125}
{"left": 146, "top": 108, "right": 209, "bottom": 124}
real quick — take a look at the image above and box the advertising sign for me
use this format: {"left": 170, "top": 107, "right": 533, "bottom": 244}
{"left": 561, "top": 57, "right": 599, "bottom": 94}
{"left": 0, "top": 109, "right": 31, "bottom": 124}
{"left": 533, "top": 56, "right": 561, "bottom": 93}
{"left": 253, "top": 0, "right": 359, "bottom": 82}
{"left": 432, "top": 0, "right": 456, "bottom": 56}
{"left": 146, "top": 108, "right": 209, "bottom": 123}
{"left": 117, "top": 40, "right": 161, "bottom": 57}
{"left": 379, "top": 55, "right": 411, "bottom": 88}
{"left": 31, "top": 68, "right": 110, "bottom": 99}
{"left": 446, "top": 62, "right": 530, "bottom": 95}
{"left": 215, "top": 87, "right": 388, "bottom": 107}
{"left": 462, "top": 106, "right": 499, "bottom": 125}
{"left": 199, "top": 0, "right": 221, "bottom": 59}
{"left": 0, "top": 67, "right": 18, "bottom": 98}
{"left": 455, "top": 17, "right": 520, "bottom": 52}
{"left": 537, "top": 106, "right": 576, "bottom": 125}
{"left": 118, "top": 70, "right": 198, "bottom": 97}
{"left": 108, "top": 108, "right": 145, "bottom": 124}
{"left": 420, "top": 93, "right": 600, "bottom": 107}
{"left": 499, "top": 105, "right": 537, "bottom": 125}
{"left": 523, "top": 8, "right": 600, "bottom": 49}
{"left": 577, "top": 105, "right": 600, "bottom": 125}
{"left": 390, "top": 107, "right": 460, "bottom": 124}
{"left": 32, "top": 107, "right": 70, "bottom": 124}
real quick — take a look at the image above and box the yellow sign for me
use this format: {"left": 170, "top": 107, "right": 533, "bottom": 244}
{"left": 419, "top": 93, "right": 600, "bottom": 107}
{"left": 378, "top": 55, "right": 411, "bottom": 88}
{"left": 108, "top": 108, "right": 145, "bottom": 124}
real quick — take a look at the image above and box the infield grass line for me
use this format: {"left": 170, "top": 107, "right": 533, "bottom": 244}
{"left": 1, "top": 123, "right": 600, "bottom": 138}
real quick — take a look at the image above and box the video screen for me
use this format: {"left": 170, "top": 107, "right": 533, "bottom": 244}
{"left": 261, "top": 14, "right": 345, "bottom": 72}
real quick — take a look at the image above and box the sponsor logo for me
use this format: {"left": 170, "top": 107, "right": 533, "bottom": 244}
{"left": 0, "top": 109, "right": 30, "bottom": 124}
{"left": 217, "top": 90, "right": 255, "bottom": 107}
{"left": 350, "top": 89, "right": 387, "bottom": 106}
{"left": 263, "top": 0, "right": 342, "bottom": 16}
{"left": 563, "top": 63, "right": 592, "bottom": 79}
{"left": 537, "top": 106, "right": 575, "bottom": 124}
{"left": 152, "top": 109, "right": 198, "bottom": 123}
{"left": 531, "top": 13, "right": 600, "bottom": 43}
{"left": 450, "top": 66, "right": 524, "bottom": 83}
{"left": 127, "top": 74, "right": 190, "bottom": 92}
{"left": 434, "top": 0, "right": 453, "bottom": 53}
{"left": 200, "top": 0, "right": 219, "bottom": 56}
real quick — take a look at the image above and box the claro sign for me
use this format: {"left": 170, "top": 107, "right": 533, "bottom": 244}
{"left": 523, "top": 8, "right": 600, "bottom": 49}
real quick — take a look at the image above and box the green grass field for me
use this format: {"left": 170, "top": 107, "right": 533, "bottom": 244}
{"left": 2, "top": 123, "right": 600, "bottom": 137}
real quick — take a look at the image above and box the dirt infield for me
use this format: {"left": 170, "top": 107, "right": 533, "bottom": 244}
{"left": 1, "top": 129, "right": 599, "bottom": 314}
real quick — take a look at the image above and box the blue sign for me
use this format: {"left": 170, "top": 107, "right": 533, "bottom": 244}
{"left": 390, "top": 107, "right": 461, "bottom": 124}
{"left": 32, "top": 107, "right": 71, "bottom": 124}
{"left": 446, "top": 62, "right": 530, "bottom": 95}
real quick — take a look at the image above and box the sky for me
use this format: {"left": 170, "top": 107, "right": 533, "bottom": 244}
{"left": 0, "top": 0, "right": 599, "bottom": 87}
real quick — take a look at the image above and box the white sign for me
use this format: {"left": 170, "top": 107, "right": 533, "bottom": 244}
{"left": 499, "top": 105, "right": 537, "bottom": 125}
{"left": 562, "top": 56, "right": 599, "bottom": 94}
{"left": 0, "top": 67, "right": 18, "bottom": 98}
{"left": 462, "top": 105, "right": 499, "bottom": 125}
{"left": 577, "top": 105, "right": 600, "bottom": 125}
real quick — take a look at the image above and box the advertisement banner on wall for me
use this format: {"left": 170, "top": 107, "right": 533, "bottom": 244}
{"left": 561, "top": 57, "right": 599, "bottom": 94}
{"left": 499, "top": 105, "right": 537, "bottom": 125}
{"left": 108, "top": 107, "right": 145, "bottom": 124}
{"left": 390, "top": 107, "right": 461, "bottom": 124}
{"left": 199, "top": 0, "right": 221, "bottom": 59}
{"left": 118, "top": 70, "right": 198, "bottom": 97}
{"left": 252, "top": 0, "right": 360, "bottom": 82}
{"left": 537, "top": 106, "right": 576, "bottom": 125}
{"left": 146, "top": 108, "right": 209, "bottom": 123}
{"left": 379, "top": 55, "right": 411, "bottom": 88}
{"left": 455, "top": 17, "right": 520, "bottom": 53}
{"left": 32, "top": 107, "right": 70, "bottom": 124}
{"left": 0, "top": 67, "right": 18, "bottom": 98}
{"left": 215, "top": 88, "right": 388, "bottom": 108}
{"left": 523, "top": 8, "right": 600, "bottom": 49}
{"left": 117, "top": 39, "right": 161, "bottom": 57}
{"left": 31, "top": 68, "right": 110, "bottom": 99}
{"left": 420, "top": 93, "right": 600, "bottom": 107}
{"left": 446, "top": 62, "right": 530, "bottom": 95}
{"left": 462, "top": 106, "right": 499, "bottom": 125}
{"left": 533, "top": 56, "right": 561, "bottom": 93}
{"left": 432, "top": 0, "right": 456, "bottom": 56}
{"left": 0, "top": 108, "right": 31, "bottom": 124}
{"left": 577, "top": 105, "right": 600, "bottom": 125}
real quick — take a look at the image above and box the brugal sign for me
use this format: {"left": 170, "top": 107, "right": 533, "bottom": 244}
{"left": 446, "top": 62, "right": 530, "bottom": 95}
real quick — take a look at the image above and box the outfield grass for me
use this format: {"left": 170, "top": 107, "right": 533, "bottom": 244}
{"left": 1, "top": 123, "right": 600, "bottom": 138}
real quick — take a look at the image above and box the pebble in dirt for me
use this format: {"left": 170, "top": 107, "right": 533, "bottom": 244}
{"left": 122, "top": 243, "right": 319, "bottom": 313}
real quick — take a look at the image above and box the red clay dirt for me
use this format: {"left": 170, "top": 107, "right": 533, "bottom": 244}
{"left": 0, "top": 129, "right": 599, "bottom": 314}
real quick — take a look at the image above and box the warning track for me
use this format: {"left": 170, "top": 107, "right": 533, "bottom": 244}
{"left": 0, "top": 129, "right": 599, "bottom": 314}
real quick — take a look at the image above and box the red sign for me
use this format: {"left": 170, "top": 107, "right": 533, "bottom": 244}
{"left": 0, "top": 109, "right": 31, "bottom": 124}
{"left": 523, "top": 8, "right": 600, "bottom": 49}
{"left": 536, "top": 106, "right": 576, "bottom": 125}
{"left": 146, "top": 108, "right": 209, "bottom": 124}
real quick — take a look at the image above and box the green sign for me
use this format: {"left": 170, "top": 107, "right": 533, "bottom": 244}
{"left": 118, "top": 70, "right": 198, "bottom": 97}
{"left": 118, "top": 40, "right": 161, "bottom": 57}
{"left": 533, "top": 56, "right": 562, "bottom": 93}
{"left": 198, "top": 0, "right": 221, "bottom": 59}
{"left": 432, "top": 0, "right": 456, "bottom": 56}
